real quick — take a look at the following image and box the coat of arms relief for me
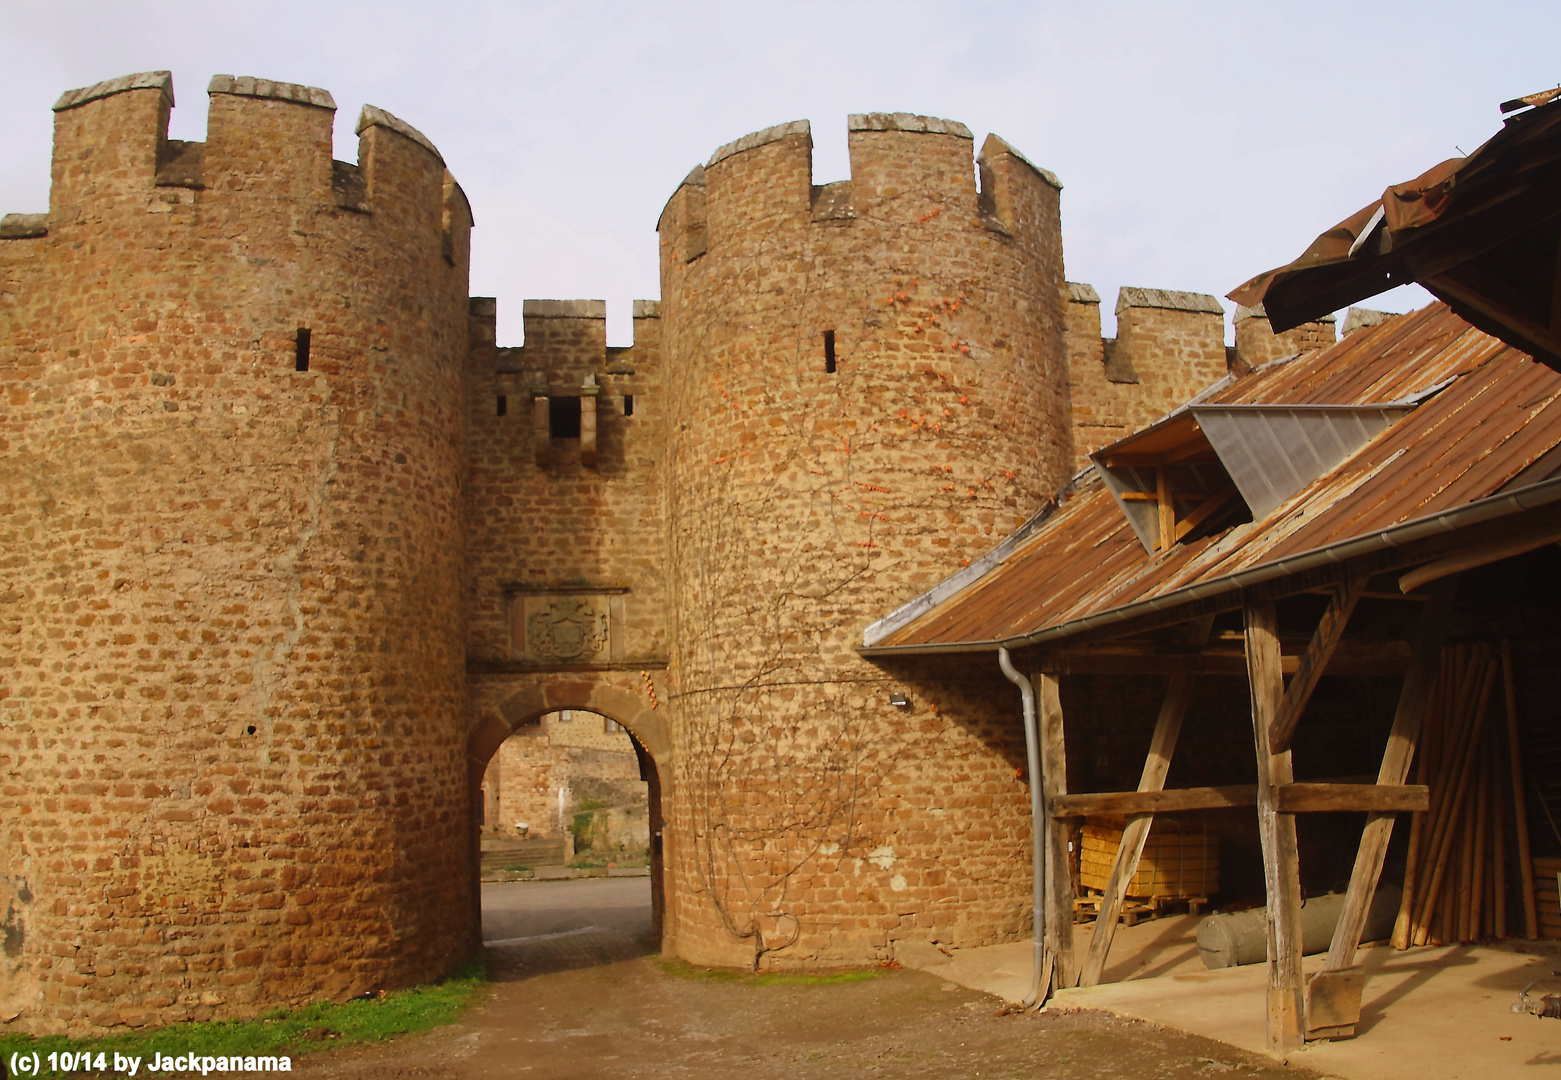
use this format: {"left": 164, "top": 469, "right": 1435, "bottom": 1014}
{"left": 522, "top": 595, "right": 612, "bottom": 662}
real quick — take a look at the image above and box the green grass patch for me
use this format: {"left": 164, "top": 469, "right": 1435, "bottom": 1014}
{"left": 658, "top": 958, "right": 884, "bottom": 987}
{"left": 0, "top": 964, "right": 485, "bottom": 1067}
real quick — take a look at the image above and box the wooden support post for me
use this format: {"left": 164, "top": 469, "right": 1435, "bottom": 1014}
{"left": 1503, "top": 640, "right": 1540, "bottom": 939}
{"left": 1037, "top": 672, "right": 1075, "bottom": 990}
{"left": 1327, "top": 578, "right": 1457, "bottom": 969}
{"left": 1247, "top": 598, "right": 1304, "bottom": 1053}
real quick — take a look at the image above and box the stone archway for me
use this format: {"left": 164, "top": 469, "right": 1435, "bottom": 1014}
{"left": 465, "top": 671, "right": 673, "bottom": 956}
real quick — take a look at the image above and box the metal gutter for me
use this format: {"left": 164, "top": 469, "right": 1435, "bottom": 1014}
{"left": 859, "top": 473, "right": 1561, "bottom": 657}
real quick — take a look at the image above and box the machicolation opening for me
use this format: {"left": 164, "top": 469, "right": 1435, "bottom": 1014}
{"left": 549, "top": 395, "right": 582, "bottom": 439}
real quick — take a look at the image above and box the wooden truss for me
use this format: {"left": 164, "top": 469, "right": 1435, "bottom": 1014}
{"left": 1040, "top": 571, "right": 1458, "bottom": 1051}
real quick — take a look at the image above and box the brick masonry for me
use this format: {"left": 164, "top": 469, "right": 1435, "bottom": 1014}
{"left": 1, "top": 74, "right": 1345, "bottom": 1032}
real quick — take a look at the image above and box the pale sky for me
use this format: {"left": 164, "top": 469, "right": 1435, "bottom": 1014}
{"left": 4, "top": 2, "right": 1554, "bottom": 345}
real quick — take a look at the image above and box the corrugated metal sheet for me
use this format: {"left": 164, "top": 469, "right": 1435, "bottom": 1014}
{"left": 1193, "top": 405, "right": 1409, "bottom": 521}
{"left": 866, "top": 305, "right": 1561, "bottom": 651}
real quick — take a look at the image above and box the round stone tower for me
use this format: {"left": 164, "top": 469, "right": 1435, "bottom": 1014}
{"left": 656, "top": 114, "right": 1072, "bottom": 967}
{"left": 0, "top": 73, "right": 472, "bottom": 1030}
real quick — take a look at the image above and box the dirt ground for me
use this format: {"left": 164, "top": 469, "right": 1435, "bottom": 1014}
{"left": 295, "top": 879, "right": 1317, "bottom": 1080}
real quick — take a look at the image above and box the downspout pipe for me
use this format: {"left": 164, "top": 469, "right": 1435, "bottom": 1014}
{"left": 999, "top": 646, "right": 1047, "bottom": 1009}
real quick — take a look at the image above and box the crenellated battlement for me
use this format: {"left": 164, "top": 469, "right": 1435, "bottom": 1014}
{"left": 468, "top": 298, "right": 661, "bottom": 472}
{"left": 658, "top": 113, "right": 1064, "bottom": 264}
{"left": 476, "top": 299, "right": 660, "bottom": 382}
{"left": 3, "top": 71, "right": 464, "bottom": 250}
{"left": 1065, "top": 283, "right": 1341, "bottom": 466}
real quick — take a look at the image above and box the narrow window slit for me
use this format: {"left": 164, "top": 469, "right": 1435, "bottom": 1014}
{"left": 623, "top": 394, "right": 635, "bottom": 417}
{"left": 496, "top": 394, "right": 508, "bottom": 416}
{"left": 295, "top": 328, "right": 311, "bottom": 372}
{"left": 824, "top": 330, "right": 837, "bottom": 373}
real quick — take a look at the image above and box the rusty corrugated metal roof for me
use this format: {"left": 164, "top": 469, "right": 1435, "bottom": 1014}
{"left": 864, "top": 304, "right": 1561, "bottom": 652}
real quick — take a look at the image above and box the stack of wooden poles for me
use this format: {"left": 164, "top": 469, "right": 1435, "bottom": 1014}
{"left": 1392, "top": 640, "right": 1538, "bottom": 948}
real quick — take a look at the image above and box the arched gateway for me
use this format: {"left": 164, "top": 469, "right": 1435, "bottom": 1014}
{"left": 465, "top": 673, "right": 674, "bottom": 946}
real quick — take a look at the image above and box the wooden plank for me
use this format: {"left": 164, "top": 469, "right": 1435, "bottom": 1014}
{"left": 1174, "top": 485, "right": 1239, "bottom": 542}
{"left": 1275, "top": 784, "right": 1429, "bottom": 814}
{"left": 1305, "top": 968, "right": 1366, "bottom": 1040}
{"left": 1157, "top": 467, "right": 1174, "bottom": 553}
{"left": 1053, "top": 785, "right": 1258, "bottom": 818}
{"left": 1247, "top": 598, "right": 1305, "bottom": 1052}
{"left": 1268, "top": 573, "right": 1367, "bottom": 753}
{"left": 1412, "top": 659, "right": 1498, "bottom": 946}
{"left": 1504, "top": 639, "right": 1540, "bottom": 939}
{"left": 1330, "top": 578, "right": 1456, "bottom": 971}
{"left": 1078, "top": 664, "right": 1201, "bottom": 987}
{"left": 1036, "top": 672, "right": 1075, "bottom": 990}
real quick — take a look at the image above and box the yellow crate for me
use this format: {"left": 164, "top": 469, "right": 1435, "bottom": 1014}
{"left": 1079, "top": 818, "right": 1219, "bottom": 898}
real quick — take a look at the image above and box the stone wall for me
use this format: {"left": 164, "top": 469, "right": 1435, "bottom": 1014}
{"left": 655, "top": 114, "right": 1070, "bottom": 968}
{"left": 1065, "top": 282, "right": 1131, "bottom": 464}
{"left": 0, "top": 73, "right": 474, "bottom": 1031}
{"left": 1233, "top": 303, "right": 1336, "bottom": 370}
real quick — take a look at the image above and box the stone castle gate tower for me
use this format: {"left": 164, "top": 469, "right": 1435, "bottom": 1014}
{"left": 0, "top": 73, "right": 473, "bottom": 1028}
{"left": 2, "top": 74, "right": 1278, "bottom": 1030}
{"left": 654, "top": 114, "right": 1074, "bottom": 967}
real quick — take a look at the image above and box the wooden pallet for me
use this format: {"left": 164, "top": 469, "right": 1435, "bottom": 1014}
{"left": 1074, "top": 889, "right": 1208, "bottom": 925}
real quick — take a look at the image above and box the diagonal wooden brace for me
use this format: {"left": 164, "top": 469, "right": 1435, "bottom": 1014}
{"left": 1268, "top": 572, "right": 1366, "bottom": 754}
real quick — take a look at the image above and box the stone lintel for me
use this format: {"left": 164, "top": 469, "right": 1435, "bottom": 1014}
{"left": 979, "top": 132, "right": 1062, "bottom": 190}
{"left": 207, "top": 75, "right": 336, "bottom": 110}
{"left": 523, "top": 300, "right": 607, "bottom": 320}
{"left": 707, "top": 120, "right": 811, "bottom": 168}
{"left": 54, "top": 71, "right": 173, "bottom": 112}
{"left": 1067, "top": 281, "right": 1101, "bottom": 305}
{"left": 0, "top": 213, "right": 48, "bottom": 239}
{"left": 356, "top": 104, "right": 443, "bottom": 164}
{"left": 849, "top": 112, "right": 973, "bottom": 139}
{"left": 1117, "top": 287, "right": 1225, "bottom": 317}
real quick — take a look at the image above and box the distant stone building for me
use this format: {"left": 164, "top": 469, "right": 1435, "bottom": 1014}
{"left": 0, "top": 72, "right": 1334, "bottom": 1032}
{"left": 480, "top": 711, "right": 647, "bottom": 850}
